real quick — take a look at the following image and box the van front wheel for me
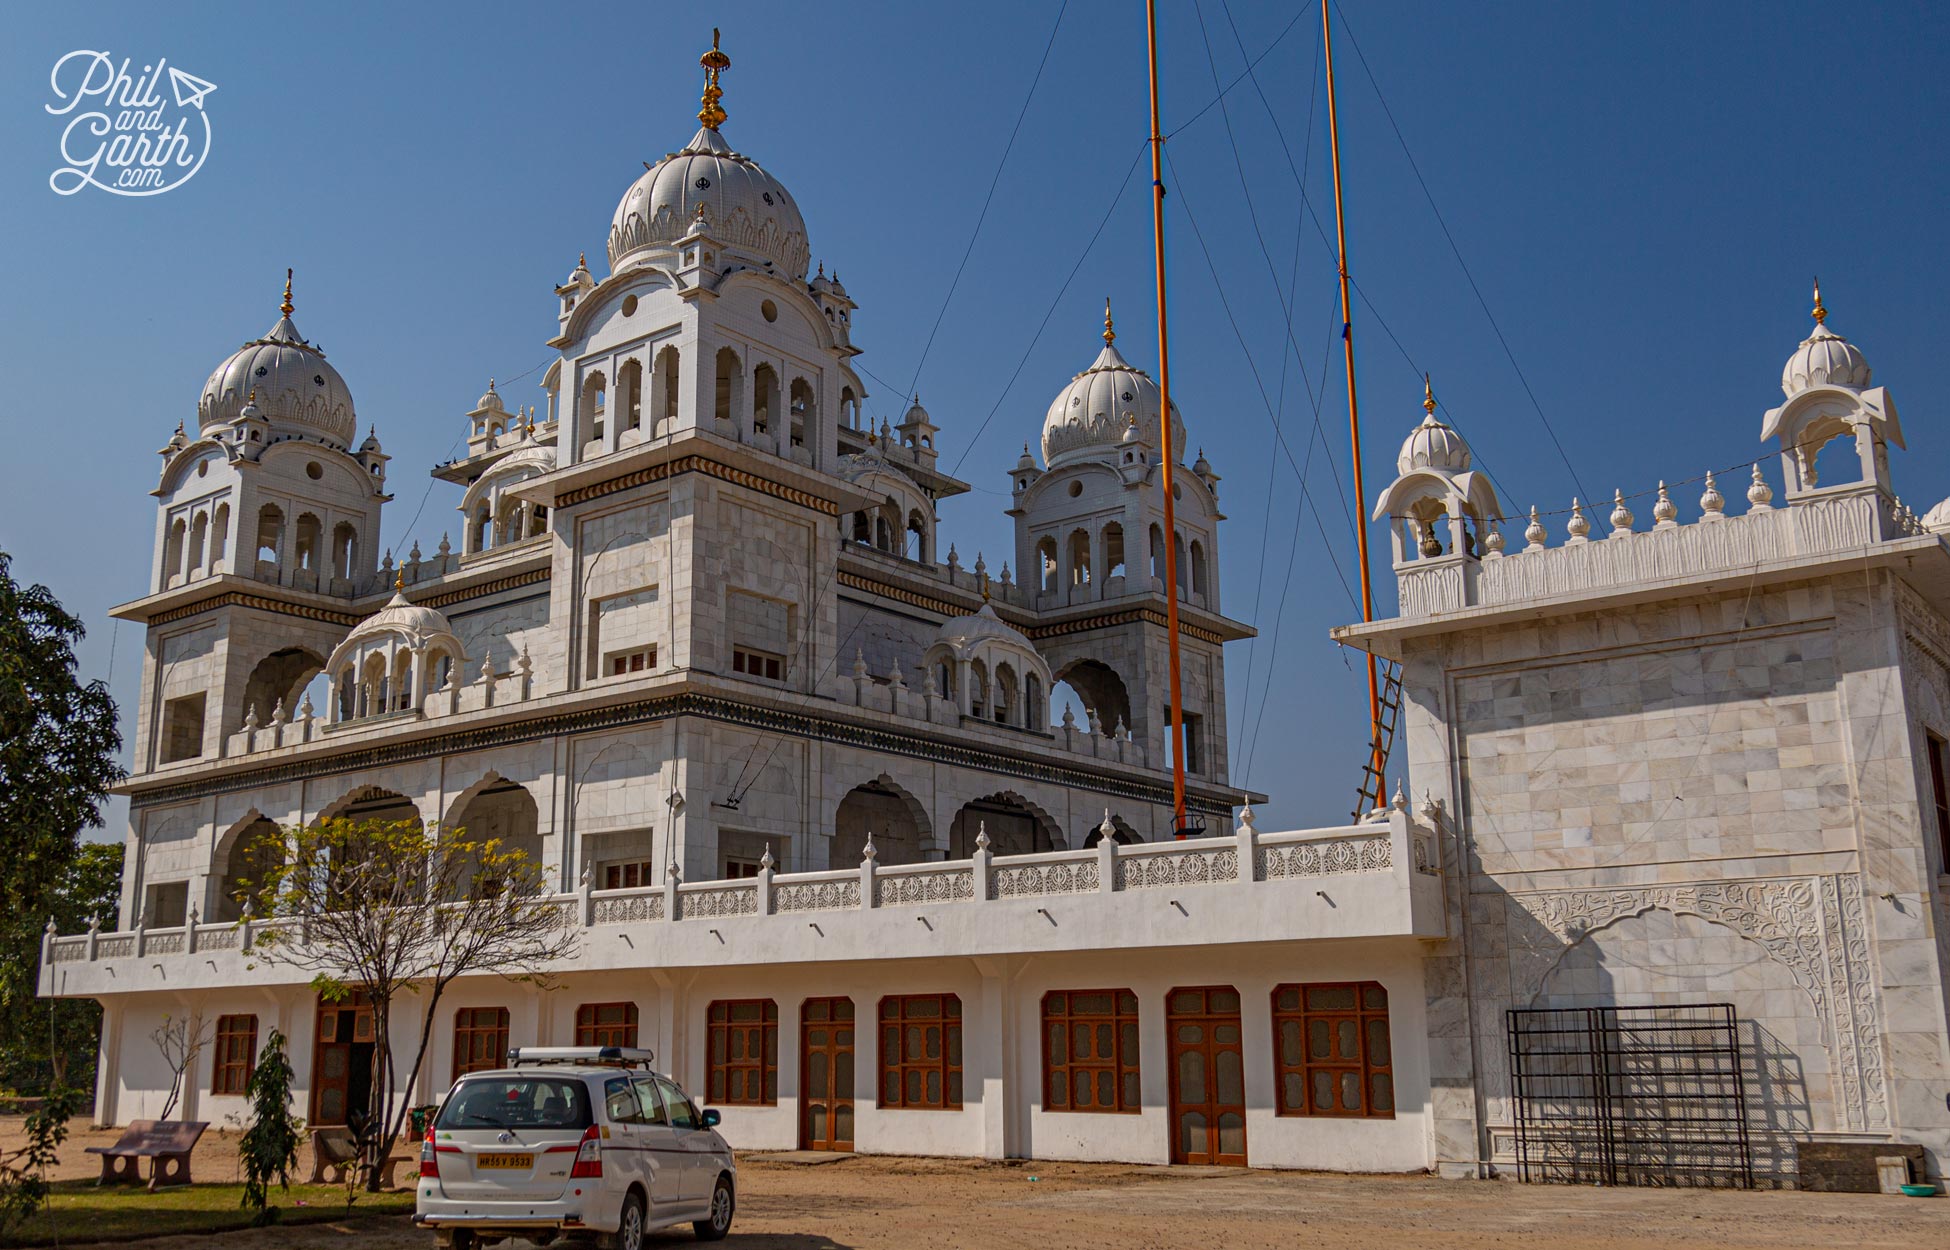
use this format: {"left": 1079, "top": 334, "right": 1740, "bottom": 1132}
{"left": 694, "top": 1176, "right": 733, "bottom": 1241}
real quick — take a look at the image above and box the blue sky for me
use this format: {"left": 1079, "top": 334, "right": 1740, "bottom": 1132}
{"left": 4, "top": 1, "right": 1948, "bottom": 837}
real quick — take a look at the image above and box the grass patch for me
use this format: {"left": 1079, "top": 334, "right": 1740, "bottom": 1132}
{"left": 10, "top": 1180, "right": 415, "bottom": 1246}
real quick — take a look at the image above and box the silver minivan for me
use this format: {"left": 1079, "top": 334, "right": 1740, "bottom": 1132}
{"left": 414, "top": 1047, "right": 735, "bottom": 1249}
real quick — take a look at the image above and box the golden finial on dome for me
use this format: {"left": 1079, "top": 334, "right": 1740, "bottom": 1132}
{"left": 577, "top": 251, "right": 586, "bottom": 269}
{"left": 280, "top": 268, "right": 294, "bottom": 318}
{"left": 395, "top": 565, "right": 405, "bottom": 593}
{"left": 1103, "top": 297, "right": 1116, "bottom": 345}
{"left": 1811, "top": 276, "right": 1827, "bottom": 326}
{"left": 698, "top": 28, "right": 730, "bottom": 130}
{"left": 1423, "top": 373, "right": 1436, "bottom": 416}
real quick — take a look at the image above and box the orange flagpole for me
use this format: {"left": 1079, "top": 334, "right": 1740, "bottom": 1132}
{"left": 1322, "top": 0, "right": 1383, "bottom": 792}
{"left": 1145, "top": 0, "right": 1191, "bottom": 836}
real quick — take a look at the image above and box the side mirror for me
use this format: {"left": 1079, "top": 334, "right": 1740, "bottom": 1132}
{"left": 701, "top": 1108, "right": 721, "bottom": 1129}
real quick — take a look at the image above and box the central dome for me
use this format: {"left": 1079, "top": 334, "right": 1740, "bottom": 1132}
{"left": 1041, "top": 313, "right": 1185, "bottom": 469}
{"left": 197, "top": 278, "right": 355, "bottom": 447}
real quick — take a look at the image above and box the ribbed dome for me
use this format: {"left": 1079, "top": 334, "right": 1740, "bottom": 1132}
{"left": 198, "top": 310, "right": 355, "bottom": 447}
{"left": 1041, "top": 338, "right": 1186, "bottom": 469}
{"left": 342, "top": 591, "right": 458, "bottom": 649}
{"left": 1396, "top": 412, "right": 1471, "bottom": 475}
{"left": 1782, "top": 321, "right": 1871, "bottom": 396}
{"left": 608, "top": 126, "right": 810, "bottom": 281}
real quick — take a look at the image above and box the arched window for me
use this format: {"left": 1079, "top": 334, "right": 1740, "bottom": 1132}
{"left": 1149, "top": 524, "right": 1165, "bottom": 583}
{"left": 906, "top": 510, "right": 927, "bottom": 561}
{"left": 851, "top": 511, "right": 871, "bottom": 544}
{"left": 1038, "top": 537, "right": 1059, "bottom": 593}
{"left": 752, "top": 363, "right": 779, "bottom": 438}
{"left": 580, "top": 370, "right": 607, "bottom": 443}
{"left": 1104, "top": 523, "right": 1126, "bottom": 580}
{"left": 790, "top": 377, "right": 813, "bottom": 449}
{"left": 163, "top": 517, "right": 187, "bottom": 586}
{"left": 656, "top": 345, "right": 680, "bottom": 434}
{"left": 618, "top": 359, "right": 643, "bottom": 434}
{"left": 470, "top": 504, "right": 491, "bottom": 554}
{"left": 255, "top": 504, "right": 285, "bottom": 568}
{"left": 295, "top": 513, "right": 322, "bottom": 573}
{"left": 211, "top": 503, "right": 230, "bottom": 572}
{"left": 969, "top": 659, "right": 989, "bottom": 718}
{"left": 1190, "top": 540, "right": 1209, "bottom": 600}
{"left": 1174, "top": 532, "right": 1188, "bottom": 598}
{"left": 335, "top": 667, "right": 356, "bottom": 721}
{"left": 332, "top": 522, "right": 357, "bottom": 580}
{"left": 714, "top": 348, "right": 743, "bottom": 426}
{"left": 187, "top": 512, "right": 208, "bottom": 577}
{"left": 1025, "top": 673, "right": 1044, "bottom": 730}
{"left": 392, "top": 650, "right": 414, "bottom": 712}
{"left": 994, "top": 662, "right": 1018, "bottom": 725}
{"left": 934, "top": 659, "right": 956, "bottom": 700}
{"left": 1068, "top": 529, "right": 1092, "bottom": 587}
{"left": 874, "top": 515, "right": 892, "bottom": 552}
{"left": 529, "top": 504, "right": 548, "bottom": 539}
{"left": 840, "top": 386, "right": 859, "bottom": 430}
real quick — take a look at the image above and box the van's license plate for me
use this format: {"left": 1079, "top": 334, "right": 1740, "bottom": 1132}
{"left": 476, "top": 1153, "right": 534, "bottom": 1169}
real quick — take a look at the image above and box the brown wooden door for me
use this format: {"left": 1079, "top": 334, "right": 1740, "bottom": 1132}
{"left": 800, "top": 997, "right": 855, "bottom": 1151}
{"left": 310, "top": 994, "right": 375, "bottom": 1126}
{"left": 1167, "top": 986, "right": 1247, "bottom": 1166}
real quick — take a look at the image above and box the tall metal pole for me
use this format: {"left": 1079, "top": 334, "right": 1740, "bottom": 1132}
{"left": 1146, "top": 0, "right": 1190, "bottom": 836}
{"left": 1322, "top": 0, "right": 1383, "bottom": 785}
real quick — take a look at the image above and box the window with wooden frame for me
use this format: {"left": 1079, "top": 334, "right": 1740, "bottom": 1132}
{"left": 1272, "top": 982, "right": 1394, "bottom": 1118}
{"left": 1928, "top": 733, "right": 1950, "bottom": 874}
{"left": 603, "top": 861, "right": 653, "bottom": 890}
{"left": 706, "top": 999, "right": 778, "bottom": 1105}
{"left": 575, "top": 1001, "right": 639, "bottom": 1048}
{"left": 453, "top": 1006, "right": 510, "bottom": 1080}
{"left": 1042, "top": 990, "right": 1140, "bottom": 1113}
{"left": 732, "top": 647, "right": 785, "bottom": 682}
{"left": 212, "top": 1014, "right": 257, "bottom": 1095}
{"left": 878, "top": 995, "right": 962, "bottom": 1109}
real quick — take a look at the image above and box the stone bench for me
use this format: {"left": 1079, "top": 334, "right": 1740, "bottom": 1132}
{"left": 84, "top": 1119, "right": 207, "bottom": 1190}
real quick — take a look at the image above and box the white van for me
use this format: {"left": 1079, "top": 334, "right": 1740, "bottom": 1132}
{"left": 413, "top": 1047, "right": 735, "bottom": 1248}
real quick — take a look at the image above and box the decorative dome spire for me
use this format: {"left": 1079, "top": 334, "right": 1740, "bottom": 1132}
{"left": 1041, "top": 316, "right": 1185, "bottom": 467}
{"left": 1395, "top": 376, "right": 1471, "bottom": 474}
{"left": 197, "top": 271, "right": 356, "bottom": 445}
{"left": 280, "top": 267, "right": 294, "bottom": 318}
{"left": 698, "top": 28, "right": 730, "bottom": 131}
{"left": 1781, "top": 277, "right": 1870, "bottom": 395}
{"left": 1103, "top": 297, "right": 1116, "bottom": 345}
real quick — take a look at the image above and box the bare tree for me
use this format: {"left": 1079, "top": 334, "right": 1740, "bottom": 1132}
{"left": 150, "top": 1013, "right": 210, "bottom": 1120}
{"left": 246, "top": 817, "right": 577, "bottom": 1190}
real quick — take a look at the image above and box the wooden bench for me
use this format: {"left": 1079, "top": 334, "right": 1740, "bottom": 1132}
{"left": 84, "top": 1119, "right": 207, "bottom": 1190}
{"left": 308, "top": 1126, "right": 411, "bottom": 1189}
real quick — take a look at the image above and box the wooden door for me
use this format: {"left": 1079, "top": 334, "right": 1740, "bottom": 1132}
{"left": 799, "top": 997, "right": 855, "bottom": 1151}
{"left": 1167, "top": 986, "right": 1247, "bottom": 1166}
{"left": 310, "top": 994, "right": 375, "bottom": 1126}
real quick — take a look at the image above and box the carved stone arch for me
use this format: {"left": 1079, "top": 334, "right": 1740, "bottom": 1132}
{"left": 314, "top": 782, "right": 425, "bottom": 831}
{"left": 1049, "top": 656, "right": 1132, "bottom": 737}
{"left": 442, "top": 772, "right": 545, "bottom": 897}
{"left": 211, "top": 809, "right": 284, "bottom": 921}
{"left": 241, "top": 646, "right": 327, "bottom": 729}
{"left": 831, "top": 773, "right": 930, "bottom": 868}
{"left": 1083, "top": 813, "right": 1140, "bottom": 846}
{"left": 949, "top": 789, "right": 1063, "bottom": 857}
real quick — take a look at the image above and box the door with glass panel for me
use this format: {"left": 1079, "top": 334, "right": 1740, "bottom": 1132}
{"left": 1165, "top": 986, "right": 1247, "bottom": 1166}
{"left": 799, "top": 997, "right": 855, "bottom": 1151}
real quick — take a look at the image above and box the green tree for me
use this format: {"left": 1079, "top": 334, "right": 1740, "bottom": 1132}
{"left": 249, "top": 817, "right": 576, "bottom": 1190}
{"left": 20, "top": 842, "right": 124, "bottom": 1091}
{"left": 0, "top": 1085, "right": 78, "bottom": 1239}
{"left": 0, "top": 551, "right": 124, "bottom": 1096}
{"left": 238, "top": 1029, "right": 303, "bottom": 1223}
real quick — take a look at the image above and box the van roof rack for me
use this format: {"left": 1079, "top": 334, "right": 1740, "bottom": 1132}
{"left": 506, "top": 1045, "right": 657, "bottom": 1069}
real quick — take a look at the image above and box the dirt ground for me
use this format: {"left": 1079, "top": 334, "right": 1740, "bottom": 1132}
{"left": 9, "top": 1120, "right": 1946, "bottom": 1250}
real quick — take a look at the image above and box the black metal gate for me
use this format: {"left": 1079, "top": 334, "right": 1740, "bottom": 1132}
{"left": 1507, "top": 1004, "right": 1754, "bottom": 1188}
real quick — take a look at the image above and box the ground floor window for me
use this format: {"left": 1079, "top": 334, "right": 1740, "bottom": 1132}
{"left": 576, "top": 1001, "right": 639, "bottom": 1048}
{"left": 212, "top": 1013, "right": 257, "bottom": 1095}
{"left": 707, "top": 999, "right": 778, "bottom": 1105}
{"left": 453, "top": 1006, "right": 511, "bottom": 1079}
{"left": 1272, "top": 982, "right": 1394, "bottom": 1117}
{"left": 879, "top": 995, "right": 961, "bottom": 1109}
{"left": 1042, "top": 990, "right": 1140, "bottom": 1113}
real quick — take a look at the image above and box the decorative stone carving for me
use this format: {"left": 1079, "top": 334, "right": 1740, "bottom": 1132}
{"left": 991, "top": 861, "right": 1099, "bottom": 900}
{"left": 592, "top": 891, "right": 666, "bottom": 924}
{"left": 679, "top": 883, "right": 759, "bottom": 919}
{"left": 773, "top": 879, "right": 861, "bottom": 914}
{"left": 1114, "top": 847, "right": 1238, "bottom": 890}
{"left": 875, "top": 867, "right": 975, "bottom": 907}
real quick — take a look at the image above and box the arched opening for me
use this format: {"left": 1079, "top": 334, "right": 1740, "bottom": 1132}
{"left": 1083, "top": 814, "right": 1140, "bottom": 846}
{"left": 211, "top": 503, "right": 230, "bottom": 572}
{"left": 969, "top": 658, "right": 989, "bottom": 719}
{"left": 187, "top": 512, "right": 209, "bottom": 577}
{"left": 316, "top": 785, "right": 424, "bottom": 906}
{"left": 1068, "top": 529, "right": 1092, "bottom": 588}
{"left": 933, "top": 656, "right": 956, "bottom": 701}
{"left": 1037, "top": 537, "right": 1059, "bottom": 593}
{"left": 714, "top": 348, "right": 742, "bottom": 426}
{"left": 840, "top": 386, "right": 859, "bottom": 430}
{"left": 443, "top": 776, "right": 545, "bottom": 900}
{"left": 255, "top": 505, "right": 285, "bottom": 571}
{"left": 295, "top": 513, "right": 322, "bottom": 577}
{"left": 214, "top": 815, "right": 284, "bottom": 921}
{"left": 391, "top": 650, "right": 415, "bottom": 712}
{"left": 790, "top": 377, "right": 813, "bottom": 450}
{"left": 905, "top": 510, "right": 928, "bottom": 562}
{"left": 1024, "top": 673, "right": 1044, "bottom": 731}
{"left": 874, "top": 514, "right": 893, "bottom": 553}
{"left": 470, "top": 503, "right": 492, "bottom": 554}
{"left": 617, "top": 359, "right": 643, "bottom": 436}
{"left": 1149, "top": 524, "right": 1165, "bottom": 584}
{"left": 655, "top": 345, "right": 680, "bottom": 436}
{"left": 243, "top": 647, "right": 326, "bottom": 727}
{"left": 1050, "top": 659, "right": 1132, "bottom": 737}
{"left": 163, "top": 518, "right": 187, "bottom": 586}
{"left": 850, "top": 511, "right": 871, "bottom": 545}
{"left": 580, "top": 370, "right": 607, "bottom": 445}
{"left": 331, "top": 522, "right": 357, "bottom": 581}
{"left": 752, "top": 364, "right": 780, "bottom": 439}
{"left": 1104, "top": 523, "right": 1126, "bottom": 582}
{"left": 360, "top": 652, "right": 389, "bottom": 718}
{"left": 949, "top": 793, "right": 1059, "bottom": 858}
{"left": 1173, "top": 532, "right": 1188, "bottom": 598}
{"left": 993, "top": 662, "right": 1018, "bottom": 725}
{"left": 1190, "top": 540, "right": 1209, "bottom": 601}
{"left": 832, "top": 777, "right": 929, "bottom": 868}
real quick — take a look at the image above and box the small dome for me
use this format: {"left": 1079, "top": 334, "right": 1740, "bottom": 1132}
{"left": 342, "top": 590, "right": 458, "bottom": 650}
{"left": 934, "top": 603, "right": 1033, "bottom": 650}
{"left": 1923, "top": 496, "right": 1950, "bottom": 535}
{"left": 1782, "top": 321, "right": 1870, "bottom": 395}
{"left": 1396, "top": 412, "right": 1471, "bottom": 475}
{"left": 608, "top": 125, "right": 810, "bottom": 281}
{"left": 1016, "top": 443, "right": 1037, "bottom": 471}
{"left": 1041, "top": 327, "right": 1186, "bottom": 468}
{"left": 198, "top": 305, "right": 356, "bottom": 446}
{"left": 476, "top": 379, "right": 505, "bottom": 413}
{"left": 902, "top": 395, "right": 930, "bottom": 426}
{"left": 359, "top": 426, "right": 382, "bottom": 453}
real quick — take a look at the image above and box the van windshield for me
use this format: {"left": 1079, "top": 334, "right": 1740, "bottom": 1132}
{"left": 436, "top": 1078, "right": 592, "bottom": 1131}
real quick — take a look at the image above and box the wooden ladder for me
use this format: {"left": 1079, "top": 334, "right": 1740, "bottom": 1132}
{"left": 1351, "top": 658, "right": 1404, "bottom": 820}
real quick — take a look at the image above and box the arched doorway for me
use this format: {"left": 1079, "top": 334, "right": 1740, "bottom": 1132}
{"left": 213, "top": 814, "right": 284, "bottom": 922}
{"left": 443, "top": 776, "right": 544, "bottom": 899}
{"left": 1050, "top": 659, "right": 1132, "bottom": 737}
{"left": 242, "top": 647, "right": 326, "bottom": 727}
{"left": 949, "top": 793, "right": 1061, "bottom": 858}
{"left": 832, "top": 777, "right": 929, "bottom": 867}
